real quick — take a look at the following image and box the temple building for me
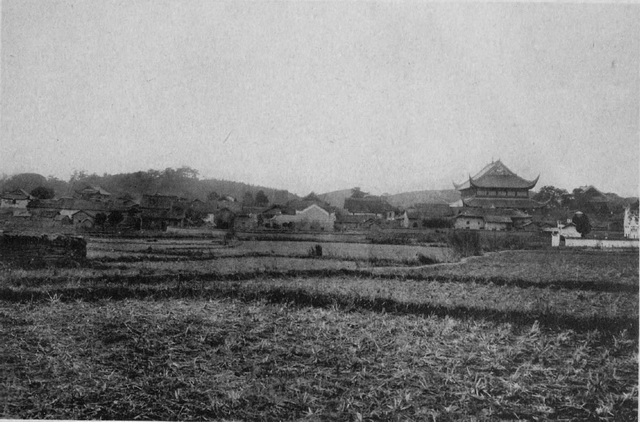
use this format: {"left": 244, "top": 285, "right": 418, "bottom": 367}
{"left": 454, "top": 160, "right": 547, "bottom": 211}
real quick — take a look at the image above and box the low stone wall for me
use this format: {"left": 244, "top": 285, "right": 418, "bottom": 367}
{"left": 165, "top": 227, "right": 221, "bottom": 237}
{"left": 0, "top": 233, "right": 87, "bottom": 266}
{"left": 561, "top": 237, "right": 639, "bottom": 249}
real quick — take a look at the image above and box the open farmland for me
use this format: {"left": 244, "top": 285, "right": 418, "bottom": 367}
{"left": 88, "top": 237, "right": 452, "bottom": 264}
{"left": 0, "top": 237, "right": 637, "bottom": 421}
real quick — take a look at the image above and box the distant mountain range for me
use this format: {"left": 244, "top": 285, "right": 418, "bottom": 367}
{"left": 318, "top": 189, "right": 461, "bottom": 209}
{"left": 0, "top": 170, "right": 297, "bottom": 204}
{"left": 1, "top": 170, "right": 636, "bottom": 211}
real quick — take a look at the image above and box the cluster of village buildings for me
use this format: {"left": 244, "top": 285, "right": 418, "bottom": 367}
{"left": 1, "top": 160, "right": 638, "bottom": 239}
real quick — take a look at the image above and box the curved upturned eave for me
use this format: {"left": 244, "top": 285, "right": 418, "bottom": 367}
{"left": 469, "top": 174, "right": 540, "bottom": 190}
{"left": 527, "top": 174, "right": 540, "bottom": 189}
{"left": 453, "top": 175, "right": 473, "bottom": 191}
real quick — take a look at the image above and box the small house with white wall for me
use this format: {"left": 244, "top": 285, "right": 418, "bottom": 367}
{"left": 272, "top": 203, "right": 336, "bottom": 231}
{"left": 624, "top": 201, "right": 639, "bottom": 239}
{"left": 0, "top": 189, "right": 32, "bottom": 209}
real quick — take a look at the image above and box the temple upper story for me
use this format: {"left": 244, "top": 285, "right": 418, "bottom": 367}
{"left": 454, "top": 160, "right": 547, "bottom": 209}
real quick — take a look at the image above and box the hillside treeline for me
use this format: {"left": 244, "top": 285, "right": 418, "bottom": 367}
{"left": 0, "top": 167, "right": 295, "bottom": 204}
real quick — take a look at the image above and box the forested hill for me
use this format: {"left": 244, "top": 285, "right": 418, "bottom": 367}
{"left": 0, "top": 168, "right": 297, "bottom": 204}
{"left": 318, "top": 188, "right": 461, "bottom": 209}
{"left": 386, "top": 190, "right": 461, "bottom": 208}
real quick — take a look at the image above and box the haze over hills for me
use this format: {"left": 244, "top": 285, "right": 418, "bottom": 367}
{"left": 0, "top": 169, "right": 297, "bottom": 204}
{"left": 0, "top": 169, "right": 637, "bottom": 212}
{"left": 318, "top": 189, "right": 462, "bottom": 209}
{"left": 385, "top": 190, "right": 462, "bottom": 208}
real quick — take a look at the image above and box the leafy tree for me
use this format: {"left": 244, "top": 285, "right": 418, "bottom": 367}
{"left": 2, "top": 173, "right": 47, "bottom": 193}
{"left": 94, "top": 212, "right": 107, "bottom": 228}
{"left": 175, "top": 166, "right": 199, "bottom": 180}
{"left": 351, "top": 187, "right": 368, "bottom": 199}
{"left": 242, "top": 191, "right": 255, "bottom": 206}
{"left": 107, "top": 210, "right": 124, "bottom": 226}
{"left": 30, "top": 186, "right": 55, "bottom": 200}
{"left": 255, "top": 190, "right": 269, "bottom": 206}
{"left": 533, "top": 185, "right": 568, "bottom": 208}
{"left": 185, "top": 208, "right": 205, "bottom": 226}
{"left": 215, "top": 208, "right": 235, "bottom": 229}
{"left": 207, "top": 191, "right": 220, "bottom": 202}
{"left": 572, "top": 212, "right": 591, "bottom": 238}
{"left": 303, "top": 192, "right": 320, "bottom": 202}
{"left": 69, "top": 170, "right": 89, "bottom": 184}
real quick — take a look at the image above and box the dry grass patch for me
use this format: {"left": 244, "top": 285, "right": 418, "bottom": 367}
{"left": 1, "top": 299, "right": 636, "bottom": 421}
{"left": 408, "top": 250, "right": 639, "bottom": 286}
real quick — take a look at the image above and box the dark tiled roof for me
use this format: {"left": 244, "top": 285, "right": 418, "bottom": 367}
{"left": 140, "top": 208, "right": 185, "bottom": 220}
{"left": 462, "top": 197, "right": 547, "bottom": 209}
{"left": 455, "top": 160, "right": 539, "bottom": 190}
{"left": 335, "top": 214, "right": 371, "bottom": 224}
{"left": 78, "top": 185, "right": 111, "bottom": 196}
{"left": 1, "top": 189, "right": 32, "bottom": 200}
{"left": 407, "top": 203, "right": 453, "bottom": 218}
{"left": 344, "top": 197, "right": 394, "bottom": 214}
{"left": 140, "top": 194, "right": 178, "bottom": 209}
{"left": 484, "top": 215, "right": 513, "bottom": 224}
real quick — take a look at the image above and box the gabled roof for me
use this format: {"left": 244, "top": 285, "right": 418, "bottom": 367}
{"left": 57, "top": 198, "right": 111, "bottom": 211}
{"left": 407, "top": 203, "right": 453, "bottom": 218}
{"left": 286, "top": 200, "right": 335, "bottom": 214}
{"left": 296, "top": 204, "right": 332, "bottom": 216}
{"left": 454, "top": 160, "right": 539, "bottom": 190}
{"left": 1, "top": 188, "right": 32, "bottom": 200}
{"left": 140, "top": 194, "right": 177, "bottom": 209}
{"left": 140, "top": 208, "right": 186, "bottom": 220}
{"left": 344, "top": 197, "right": 394, "bottom": 214}
{"left": 78, "top": 185, "right": 111, "bottom": 196}
{"left": 484, "top": 215, "right": 513, "bottom": 224}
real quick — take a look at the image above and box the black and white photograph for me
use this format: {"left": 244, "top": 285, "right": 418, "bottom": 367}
{"left": 0, "top": 1, "right": 638, "bottom": 420}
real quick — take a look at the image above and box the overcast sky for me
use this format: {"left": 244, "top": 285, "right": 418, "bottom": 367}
{"left": 1, "top": 1, "right": 638, "bottom": 196}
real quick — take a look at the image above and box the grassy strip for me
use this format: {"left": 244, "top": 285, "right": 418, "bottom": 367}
{"left": 89, "top": 252, "right": 439, "bottom": 267}
{"left": 1, "top": 275, "right": 636, "bottom": 333}
{"left": 2, "top": 263, "right": 636, "bottom": 294}
{"left": 1, "top": 299, "right": 636, "bottom": 421}
{"left": 415, "top": 249, "right": 639, "bottom": 285}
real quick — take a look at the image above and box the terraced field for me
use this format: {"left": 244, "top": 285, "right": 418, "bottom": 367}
{"left": 1, "top": 238, "right": 637, "bottom": 420}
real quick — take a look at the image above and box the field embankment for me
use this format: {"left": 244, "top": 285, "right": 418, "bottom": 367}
{"left": 0, "top": 238, "right": 637, "bottom": 421}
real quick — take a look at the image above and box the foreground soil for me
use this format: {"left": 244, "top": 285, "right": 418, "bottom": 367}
{"left": 1, "top": 247, "right": 637, "bottom": 420}
{"left": 1, "top": 298, "right": 637, "bottom": 421}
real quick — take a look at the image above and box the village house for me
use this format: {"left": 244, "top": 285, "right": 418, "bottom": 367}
{"left": 334, "top": 214, "right": 370, "bottom": 231}
{"left": 454, "top": 210, "right": 485, "bottom": 230}
{"left": 343, "top": 196, "right": 397, "bottom": 220}
{"left": 234, "top": 213, "right": 259, "bottom": 231}
{"left": 406, "top": 202, "right": 453, "bottom": 228}
{"left": 75, "top": 185, "right": 112, "bottom": 202}
{"left": 0, "top": 189, "right": 33, "bottom": 209}
{"left": 454, "top": 208, "right": 532, "bottom": 231}
{"left": 395, "top": 211, "right": 410, "bottom": 228}
{"left": 267, "top": 201, "right": 337, "bottom": 231}
{"left": 139, "top": 194, "right": 185, "bottom": 230}
{"left": 624, "top": 200, "right": 639, "bottom": 239}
